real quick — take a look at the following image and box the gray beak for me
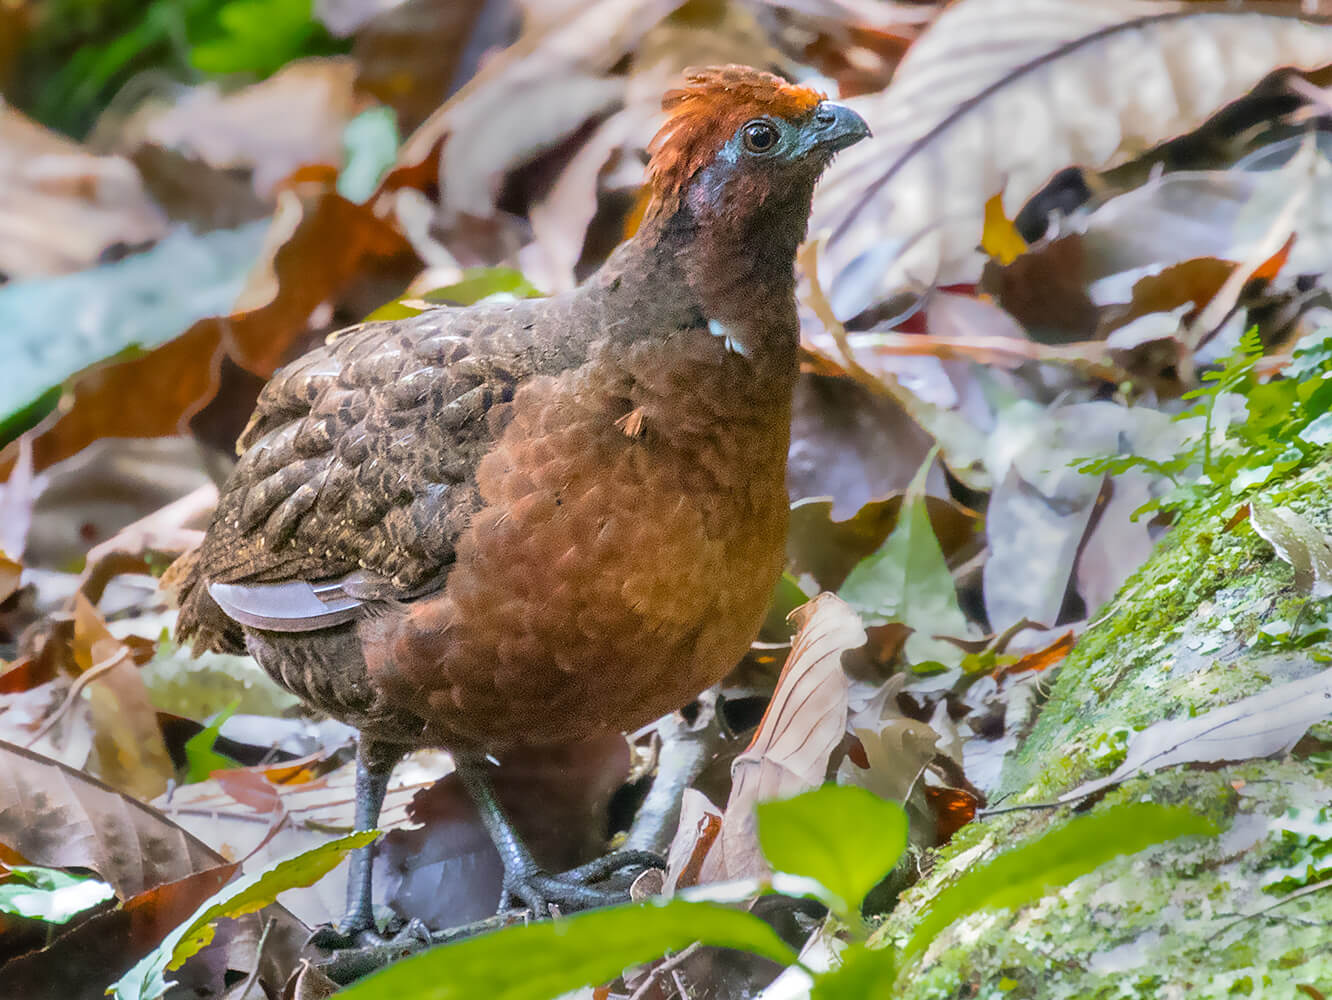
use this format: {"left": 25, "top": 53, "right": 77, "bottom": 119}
{"left": 810, "top": 101, "right": 871, "bottom": 153}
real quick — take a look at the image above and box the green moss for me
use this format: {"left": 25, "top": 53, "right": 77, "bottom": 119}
{"left": 884, "top": 456, "right": 1332, "bottom": 998}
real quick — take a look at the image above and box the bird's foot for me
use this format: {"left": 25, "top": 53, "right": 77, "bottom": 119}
{"left": 501, "top": 849, "right": 666, "bottom": 915}
{"left": 308, "top": 910, "right": 432, "bottom": 951}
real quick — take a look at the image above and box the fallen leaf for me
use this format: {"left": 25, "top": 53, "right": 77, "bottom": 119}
{"left": 399, "top": 0, "right": 681, "bottom": 217}
{"left": 787, "top": 492, "right": 978, "bottom": 593}
{"left": 69, "top": 595, "right": 175, "bottom": 801}
{"left": 1060, "top": 667, "right": 1332, "bottom": 802}
{"left": 0, "top": 862, "right": 239, "bottom": 1000}
{"left": 812, "top": 0, "right": 1332, "bottom": 318}
{"left": 124, "top": 57, "right": 367, "bottom": 197}
{"left": 662, "top": 787, "right": 722, "bottom": 894}
{"left": 980, "top": 192, "right": 1027, "bottom": 265}
{"left": 981, "top": 233, "right": 1100, "bottom": 343}
{"left": 700, "top": 593, "right": 863, "bottom": 882}
{"left": 924, "top": 786, "right": 979, "bottom": 843}
{"left": 0, "top": 220, "right": 268, "bottom": 435}
{"left": 838, "top": 723, "right": 938, "bottom": 806}
{"left": 0, "top": 184, "right": 418, "bottom": 479}
{"left": 0, "top": 740, "right": 225, "bottom": 897}
{"left": 839, "top": 458, "right": 975, "bottom": 666}
{"left": 0, "top": 105, "right": 166, "bottom": 281}
{"left": 787, "top": 372, "right": 939, "bottom": 519}
{"left": 1250, "top": 501, "right": 1332, "bottom": 600}
{"left": 992, "top": 630, "right": 1075, "bottom": 681}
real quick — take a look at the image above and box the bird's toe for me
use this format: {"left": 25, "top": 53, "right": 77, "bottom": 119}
{"left": 500, "top": 850, "right": 666, "bottom": 915}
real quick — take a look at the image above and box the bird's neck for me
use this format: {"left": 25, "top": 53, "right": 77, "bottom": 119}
{"left": 606, "top": 188, "right": 814, "bottom": 365}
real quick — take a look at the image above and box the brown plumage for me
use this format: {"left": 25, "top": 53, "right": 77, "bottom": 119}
{"left": 173, "top": 65, "right": 868, "bottom": 937}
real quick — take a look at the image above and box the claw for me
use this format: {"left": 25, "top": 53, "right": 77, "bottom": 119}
{"left": 309, "top": 914, "right": 433, "bottom": 952}
{"left": 499, "top": 849, "right": 666, "bottom": 915}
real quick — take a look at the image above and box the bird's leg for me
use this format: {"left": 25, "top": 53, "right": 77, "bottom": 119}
{"left": 456, "top": 757, "right": 665, "bottom": 915}
{"left": 310, "top": 739, "right": 416, "bottom": 949}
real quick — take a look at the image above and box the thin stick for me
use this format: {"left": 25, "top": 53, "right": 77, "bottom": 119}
{"left": 628, "top": 943, "right": 701, "bottom": 1000}
{"left": 25, "top": 647, "right": 131, "bottom": 747}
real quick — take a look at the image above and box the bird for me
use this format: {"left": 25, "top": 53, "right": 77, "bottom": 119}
{"left": 171, "top": 64, "right": 869, "bottom": 942}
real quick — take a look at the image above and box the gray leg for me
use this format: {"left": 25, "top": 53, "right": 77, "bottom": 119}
{"left": 455, "top": 757, "right": 664, "bottom": 915}
{"left": 311, "top": 740, "right": 404, "bottom": 949}
{"left": 340, "top": 741, "right": 400, "bottom": 933}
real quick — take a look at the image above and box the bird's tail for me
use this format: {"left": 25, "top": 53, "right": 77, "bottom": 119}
{"left": 164, "top": 546, "right": 247, "bottom": 655}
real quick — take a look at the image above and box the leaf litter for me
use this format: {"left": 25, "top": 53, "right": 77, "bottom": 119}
{"left": 9, "top": 0, "right": 1332, "bottom": 995}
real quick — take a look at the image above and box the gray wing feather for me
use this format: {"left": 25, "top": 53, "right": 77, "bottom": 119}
{"left": 208, "top": 573, "right": 367, "bottom": 632}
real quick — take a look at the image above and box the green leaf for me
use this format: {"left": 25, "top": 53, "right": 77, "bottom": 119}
{"left": 838, "top": 454, "right": 970, "bottom": 666}
{"left": 336, "top": 899, "right": 798, "bottom": 1000}
{"left": 112, "top": 830, "right": 376, "bottom": 1000}
{"left": 339, "top": 107, "right": 400, "bottom": 203}
{"left": 902, "top": 803, "right": 1216, "bottom": 965}
{"left": 0, "top": 866, "right": 114, "bottom": 924}
{"left": 365, "top": 267, "right": 543, "bottom": 321}
{"left": 189, "top": 0, "right": 339, "bottom": 76}
{"left": 760, "top": 571, "right": 810, "bottom": 641}
{"left": 756, "top": 785, "right": 908, "bottom": 922}
{"left": 183, "top": 700, "right": 241, "bottom": 783}
{"left": 810, "top": 942, "right": 897, "bottom": 1000}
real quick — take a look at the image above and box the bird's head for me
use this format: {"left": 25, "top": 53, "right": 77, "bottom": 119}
{"left": 642, "top": 65, "right": 869, "bottom": 231}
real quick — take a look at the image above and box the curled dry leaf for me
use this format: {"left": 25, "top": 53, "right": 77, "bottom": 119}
{"left": 699, "top": 593, "right": 864, "bottom": 883}
{"left": 1250, "top": 501, "right": 1332, "bottom": 600}
{"left": 72, "top": 595, "right": 174, "bottom": 801}
{"left": 812, "top": 0, "right": 1332, "bottom": 318}
{"left": 0, "top": 105, "right": 165, "bottom": 281}
{"left": 0, "top": 740, "right": 224, "bottom": 897}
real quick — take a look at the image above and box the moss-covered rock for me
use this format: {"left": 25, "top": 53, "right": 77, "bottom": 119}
{"left": 886, "top": 457, "right": 1332, "bottom": 998}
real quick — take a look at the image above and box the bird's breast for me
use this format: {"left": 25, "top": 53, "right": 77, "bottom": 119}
{"left": 367, "top": 344, "right": 793, "bottom": 753}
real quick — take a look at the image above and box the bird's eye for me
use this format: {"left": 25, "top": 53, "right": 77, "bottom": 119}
{"left": 742, "top": 120, "right": 779, "bottom": 154}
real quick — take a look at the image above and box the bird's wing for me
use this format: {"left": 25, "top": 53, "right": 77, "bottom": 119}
{"left": 178, "top": 294, "right": 597, "bottom": 643}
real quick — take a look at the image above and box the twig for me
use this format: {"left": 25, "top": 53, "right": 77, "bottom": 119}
{"left": 25, "top": 647, "right": 131, "bottom": 747}
{"left": 315, "top": 910, "right": 526, "bottom": 984}
{"left": 1216, "top": 876, "right": 1332, "bottom": 937}
{"left": 628, "top": 943, "right": 701, "bottom": 1000}
{"left": 624, "top": 697, "right": 729, "bottom": 855}
{"left": 236, "top": 915, "right": 274, "bottom": 1000}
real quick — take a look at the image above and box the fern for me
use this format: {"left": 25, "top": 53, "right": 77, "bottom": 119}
{"left": 1078, "top": 326, "right": 1332, "bottom": 519}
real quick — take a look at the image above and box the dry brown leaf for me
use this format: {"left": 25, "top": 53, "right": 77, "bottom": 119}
{"left": 663, "top": 787, "right": 723, "bottom": 893}
{"left": 77, "top": 483, "right": 216, "bottom": 606}
{"left": 812, "top": 0, "right": 1332, "bottom": 318}
{"left": 838, "top": 722, "right": 938, "bottom": 805}
{"left": 0, "top": 740, "right": 224, "bottom": 896}
{"left": 992, "top": 629, "right": 1075, "bottom": 681}
{"left": 923, "top": 785, "right": 978, "bottom": 843}
{"left": 786, "top": 372, "right": 937, "bottom": 518}
{"left": 73, "top": 595, "right": 174, "bottom": 800}
{"left": 122, "top": 57, "right": 367, "bottom": 197}
{"left": 0, "top": 105, "right": 166, "bottom": 280}
{"left": 0, "top": 185, "right": 417, "bottom": 479}
{"left": 980, "top": 234, "right": 1101, "bottom": 342}
{"left": 699, "top": 593, "right": 863, "bottom": 882}
{"left": 399, "top": 0, "right": 681, "bottom": 220}
{"left": 0, "top": 861, "right": 240, "bottom": 999}
{"left": 350, "top": 0, "right": 493, "bottom": 133}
